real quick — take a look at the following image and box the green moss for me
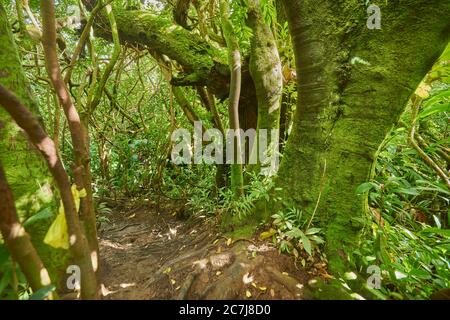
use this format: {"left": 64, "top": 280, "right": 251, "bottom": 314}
{"left": 274, "top": 0, "right": 450, "bottom": 286}
{"left": 99, "top": 7, "right": 226, "bottom": 86}
{"left": 224, "top": 224, "right": 256, "bottom": 240}
{"left": 0, "top": 3, "right": 68, "bottom": 285}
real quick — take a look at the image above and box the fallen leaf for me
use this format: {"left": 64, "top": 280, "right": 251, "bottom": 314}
{"left": 259, "top": 286, "right": 267, "bottom": 291}
{"left": 245, "top": 290, "right": 252, "bottom": 298}
{"left": 243, "top": 273, "right": 254, "bottom": 284}
{"left": 216, "top": 271, "right": 222, "bottom": 276}
{"left": 163, "top": 267, "right": 171, "bottom": 274}
{"left": 226, "top": 238, "right": 232, "bottom": 246}
{"left": 270, "top": 289, "right": 275, "bottom": 297}
{"left": 170, "top": 279, "right": 176, "bottom": 285}
{"left": 259, "top": 228, "right": 276, "bottom": 240}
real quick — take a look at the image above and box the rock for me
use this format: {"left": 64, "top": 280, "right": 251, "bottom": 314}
{"left": 209, "top": 253, "right": 233, "bottom": 270}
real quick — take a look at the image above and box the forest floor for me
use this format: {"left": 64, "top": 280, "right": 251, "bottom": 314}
{"left": 96, "top": 200, "right": 327, "bottom": 300}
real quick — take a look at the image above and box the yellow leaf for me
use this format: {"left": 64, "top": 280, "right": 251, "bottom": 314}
{"left": 216, "top": 271, "right": 222, "bottom": 276}
{"left": 43, "top": 210, "right": 69, "bottom": 249}
{"left": 416, "top": 84, "right": 431, "bottom": 99}
{"left": 245, "top": 290, "right": 252, "bottom": 298}
{"left": 170, "top": 279, "right": 176, "bottom": 285}
{"left": 71, "top": 185, "right": 86, "bottom": 213}
{"left": 251, "top": 282, "right": 257, "bottom": 288}
{"left": 226, "top": 238, "right": 232, "bottom": 246}
{"left": 259, "top": 228, "right": 276, "bottom": 240}
{"left": 78, "top": 188, "right": 87, "bottom": 198}
{"left": 213, "top": 239, "right": 220, "bottom": 245}
{"left": 259, "top": 286, "right": 267, "bottom": 291}
{"left": 163, "top": 267, "right": 172, "bottom": 274}
{"left": 282, "top": 272, "right": 289, "bottom": 276}
{"left": 270, "top": 288, "right": 275, "bottom": 297}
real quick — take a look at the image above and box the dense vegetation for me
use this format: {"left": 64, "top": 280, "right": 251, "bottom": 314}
{"left": 0, "top": 0, "right": 449, "bottom": 300}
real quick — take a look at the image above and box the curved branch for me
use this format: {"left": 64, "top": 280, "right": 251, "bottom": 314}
{"left": 0, "top": 84, "right": 98, "bottom": 299}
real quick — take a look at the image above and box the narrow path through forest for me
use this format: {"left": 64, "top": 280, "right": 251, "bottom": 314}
{"left": 97, "top": 200, "right": 325, "bottom": 300}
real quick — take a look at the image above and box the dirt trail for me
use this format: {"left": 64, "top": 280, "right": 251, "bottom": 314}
{"left": 98, "top": 201, "right": 319, "bottom": 300}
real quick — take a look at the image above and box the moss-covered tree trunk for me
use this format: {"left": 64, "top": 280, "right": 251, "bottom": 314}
{"left": 276, "top": 0, "right": 450, "bottom": 277}
{"left": 0, "top": 3, "right": 53, "bottom": 219}
{"left": 220, "top": 0, "right": 244, "bottom": 197}
{"left": 247, "top": 0, "right": 283, "bottom": 174}
{"left": 0, "top": 1, "right": 68, "bottom": 291}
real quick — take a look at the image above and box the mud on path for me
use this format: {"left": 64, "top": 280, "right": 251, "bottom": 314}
{"left": 98, "top": 200, "right": 325, "bottom": 300}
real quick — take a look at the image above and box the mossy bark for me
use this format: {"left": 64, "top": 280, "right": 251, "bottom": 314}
{"left": 220, "top": 0, "right": 244, "bottom": 197}
{"left": 83, "top": 0, "right": 230, "bottom": 98}
{"left": 276, "top": 0, "right": 450, "bottom": 279}
{"left": 247, "top": 0, "right": 282, "bottom": 172}
{"left": 0, "top": 2, "right": 66, "bottom": 286}
{"left": 0, "top": 3, "right": 52, "bottom": 218}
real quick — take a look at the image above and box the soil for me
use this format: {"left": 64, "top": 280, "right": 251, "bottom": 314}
{"left": 97, "top": 200, "right": 325, "bottom": 300}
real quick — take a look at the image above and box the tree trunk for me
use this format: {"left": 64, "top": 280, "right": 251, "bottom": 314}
{"left": 40, "top": 0, "right": 100, "bottom": 279}
{"left": 276, "top": 0, "right": 450, "bottom": 277}
{"left": 247, "top": 0, "right": 283, "bottom": 173}
{"left": 220, "top": 0, "right": 244, "bottom": 197}
{"left": 0, "top": 84, "right": 99, "bottom": 300}
{"left": 0, "top": 2, "right": 53, "bottom": 220}
{"left": 0, "top": 161, "right": 53, "bottom": 299}
{"left": 0, "top": 2, "right": 62, "bottom": 286}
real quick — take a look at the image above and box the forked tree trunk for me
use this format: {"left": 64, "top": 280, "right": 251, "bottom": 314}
{"left": 276, "top": 0, "right": 450, "bottom": 277}
{"left": 0, "top": 85, "right": 99, "bottom": 300}
{"left": 40, "top": 0, "right": 100, "bottom": 283}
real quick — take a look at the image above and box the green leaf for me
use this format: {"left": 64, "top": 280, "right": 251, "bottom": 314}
{"left": 395, "top": 188, "right": 420, "bottom": 196}
{"left": 310, "top": 235, "right": 325, "bottom": 244}
{"left": 409, "top": 269, "right": 431, "bottom": 280}
{"left": 29, "top": 285, "right": 56, "bottom": 300}
{"left": 423, "top": 90, "right": 450, "bottom": 108}
{"left": 0, "top": 268, "right": 12, "bottom": 294}
{"left": 356, "top": 182, "right": 376, "bottom": 194}
{"left": 286, "top": 227, "right": 304, "bottom": 239}
{"left": 305, "top": 228, "right": 321, "bottom": 235}
{"left": 418, "top": 102, "right": 450, "bottom": 119}
{"left": 23, "top": 207, "right": 54, "bottom": 227}
{"left": 300, "top": 234, "right": 312, "bottom": 256}
{"left": 420, "top": 228, "right": 450, "bottom": 237}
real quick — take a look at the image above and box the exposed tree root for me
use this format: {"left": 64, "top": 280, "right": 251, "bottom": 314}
{"left": 99, "top": 203, "right": 314, "bottom": 300}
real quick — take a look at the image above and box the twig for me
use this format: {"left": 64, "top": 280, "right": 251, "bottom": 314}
{"left": 307, "top": 159, "right": 327, "bottom": 229}
{"left": 408, "top": 96, "right": 450, "bottom": 189}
